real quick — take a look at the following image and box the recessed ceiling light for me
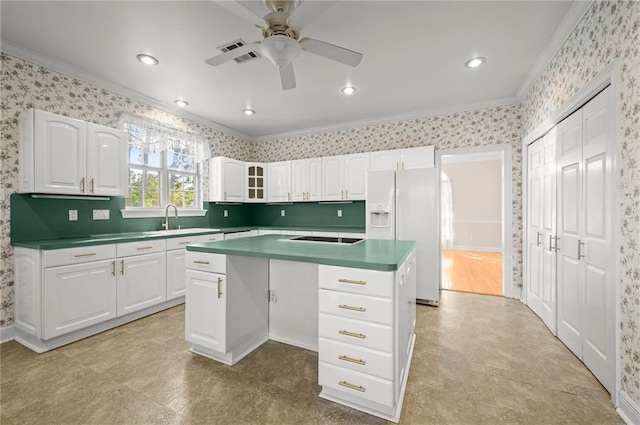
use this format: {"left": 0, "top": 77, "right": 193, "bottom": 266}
{"left": 137, "top": 54, "right": 159, "bottom": 66}
{"left": 243, "top": 109, "right": 256, "bottom": 116}
{"left": 174, "top": 99, "right": 189, "bottom": 107}
{"left": 465, "top": 57, "right": 485, "bottom": 68}
{"left": 341, "top": 86, "right": 357, "bottom": 95}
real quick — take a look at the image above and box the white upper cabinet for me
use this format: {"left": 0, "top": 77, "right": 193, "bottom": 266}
{"left": 323, "top": 153, "right": 370, "bottom": 201}
{"left": 370, "top": 146, "right": 435, "bottom": 171}
{"left": 245, "top": 162, "right": 267, "bottom": 203}
{"left": 19, "top": 109, "right": 127, "bottom": 196}
{"left": 208, "top": 157, "right": 245, "bottom": 202}
{"left": 292, "top": 158, "right": 322, "bottom": 202}
{"left": 267, "top": 161, "right": 292, "bottom": 202}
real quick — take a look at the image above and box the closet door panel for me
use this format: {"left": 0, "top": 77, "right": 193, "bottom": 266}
{"left": 526, "top": 140, "right": 543, "bottom": 310}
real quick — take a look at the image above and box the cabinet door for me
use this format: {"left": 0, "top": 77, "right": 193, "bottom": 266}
{"left": 117, "top": 252, "right": 167, "bottom": 316}
{"left": 306, "top": 158, "right": 322, "bottom": 201}
{"left": 166, "top": 249, "right": 186, "bottom": 300}
{"left": 185, "top": 270, "right": 226, "bottom": 352}
{"left": 267, "top": 161, "right": 292, "bottom": 202}
{"left": 291, "top": 159, "right": 307, "bottom": 201}
{"left": 208, "top": 157, "right": 223, "bottom": 201}
{"left": 344, "top": 153, "right": 369, "bottom": 200}
{"left": 400, "top": 146, "right": 435, "bottom": 169}
{"left": 86, "top": 123, "right": 128, "bottom": 196}
{"left": 34, "top": 110, "right": 86, "bottom": 195}
{"left": 223, "top": 158, "right": 245, "bottom": 202}
{"left": 370, "top": 150, "right": 400, "bottom": 171}
{"left": 245, "top": 163, "right": 267, "bottom": 202}
{"left": 321, "top": 156, "right": 344, "bottom": 200}
{"left": 44, "top": 259, "right": 117, "bottom": 339}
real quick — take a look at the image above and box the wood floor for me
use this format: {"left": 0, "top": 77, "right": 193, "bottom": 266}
{"left": 441, "top": 249, "right": 503, "bottom": 296}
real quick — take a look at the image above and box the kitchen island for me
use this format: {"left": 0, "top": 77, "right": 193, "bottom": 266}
{"left": 185, "top": 234, "right": 416, "bottom": 423}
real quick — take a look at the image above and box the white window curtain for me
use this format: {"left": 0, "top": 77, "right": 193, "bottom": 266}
{"left": 118, "top": 113, "right": 211, "bottom": 163}
{"left": 441, "top": 172, "right": 454, "bottom": 248}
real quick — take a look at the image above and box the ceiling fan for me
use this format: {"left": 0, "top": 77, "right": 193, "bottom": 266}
{"left": 206, "top": 0, "right": 363, "bottom": 90}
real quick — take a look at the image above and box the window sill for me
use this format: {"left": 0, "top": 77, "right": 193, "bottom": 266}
{"left": 120, "top": 209, "right": 208, "bottom": 219}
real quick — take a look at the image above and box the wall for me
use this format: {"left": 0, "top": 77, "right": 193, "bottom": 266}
{"left": 441, "top": 160, "right": 502, "bottom": 250}
{"left": 0, "top": 52, "right": 256, "bottom": 327}
{"left": 519, "top": 0, "right": 639, "bottom": 406}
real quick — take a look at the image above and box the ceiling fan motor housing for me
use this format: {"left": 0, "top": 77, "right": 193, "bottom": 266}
{"left": 262, "top": 10, "right": 299, "bottom": 40}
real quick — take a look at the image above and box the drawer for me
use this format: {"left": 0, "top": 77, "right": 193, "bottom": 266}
{"left": 319, "top": 289, "right": 393, "bottom": 326}
{"left": 319, "top": 362, "right": 393, "bottom": 407}
{"left": 185, "top": 251, "right": 226, "bottom": 274}
{"left": 319, "top": 313, "right": 392, "bottom": 353}
{"left": 197, "top": 233, "right": 224, "bottom": 243}
{"left": 166, "top": 236, "right": 200, "bottom": 251}
{"left": 319, "top": 337, "right": 393, "bottom": 380}
{"left": 319, "top": 265, "right": 393, "bottom": 299}
{"left": 44, "top": 244, "right": 116, "bottom": 268}
{"left": 117, "top": 239, "right": 166, "bottom": 257}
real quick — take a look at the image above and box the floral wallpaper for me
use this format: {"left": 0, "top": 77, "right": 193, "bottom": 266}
{"left": 0, "top": 52, "right": 255, "bottom": 328}
{"left": 520, "top": 0, "right": 640, "bottom": 404}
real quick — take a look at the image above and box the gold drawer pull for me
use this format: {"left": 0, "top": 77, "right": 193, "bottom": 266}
{"left": 111, "top": 261, "right": 116, "bottom": 276}
{"left": 74, "top": 252, "right": 96, "bottom": 258}
{"left": 136, "top": 246, "right": 153, "bottom": 250}
{"left": 90, "top": 178, "right": 95, "bottom": 193}
{"left": 339, "top": 381, "right": 366, "bottom": 392}
{"left": 193, "top": 260, "right": 210, "bottom": 265}
{"left": 217, "top": 277, "right": 222, "bottom": 299}
{"left": 80, "top": 177, "right": 85, "bottom": 193}
{"left": 338, "top": 278, "right": 366, "bottom": 285}
{"left": 338, "top": 355, "right": 366, "bottom": 366}
{"left": 339, "top": 330, "right": 366, "bottom": 339}
{"left": 338, "top": 304, "right": 366, "bottom": 312}
{"left": 179, "top": 241, "right": 193, "bottom": 245}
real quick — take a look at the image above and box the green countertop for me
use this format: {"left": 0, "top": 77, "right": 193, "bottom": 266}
{"left": 11, "top": 226, "right": 366, "bottom": 250}
{"left": 186, "top": 235, "right": 415, "bottom": 271}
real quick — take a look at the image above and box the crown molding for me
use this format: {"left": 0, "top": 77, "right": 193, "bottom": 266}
{"left": 252, "top": 96, "right": 519, "bottom": 142}
{"left": 516, "top": 0, "right": 593, "bottom": 101}
{"left": 1, "top": 40, "right": 252, "bottom": 141}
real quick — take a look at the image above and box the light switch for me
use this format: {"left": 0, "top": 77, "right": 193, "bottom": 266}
{"left": 224, "top": 210, "right": 228, "bottom": 217}
{"left": 337, "top": 209, "right": 343, "bottom": 218}
{"left": 68, "top": 210, "right": 78, "bottom": 221}
{"left": 281, "top": 210, "right": 285, "bottom": 217}
{"left": 92, "top": 209, "right": 110, "bottom": 220}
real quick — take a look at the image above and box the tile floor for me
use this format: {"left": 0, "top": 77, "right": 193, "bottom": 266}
{"left": 0, "top": 291, "right": 623, "bottom": 425}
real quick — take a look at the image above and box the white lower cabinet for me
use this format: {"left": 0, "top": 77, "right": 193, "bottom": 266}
{"left": 167, "top": 249, "right": 187, "bottom": 300}
{"left": 43, "top": 259, "right": 117, "bottom": 340}
{"left": 185, "top": 269, "right": 226, "bottom": 352}
{"left": 117, "top": 252, "right": 166, "bottom": 316}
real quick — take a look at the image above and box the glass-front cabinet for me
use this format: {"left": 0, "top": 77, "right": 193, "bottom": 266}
{"left": 245, "top": 162, "right": 267, "bottom": 202}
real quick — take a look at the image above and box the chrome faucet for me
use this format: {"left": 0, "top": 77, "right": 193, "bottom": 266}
{"left": 162, "top": 204, "right": 178, "bottom": 230}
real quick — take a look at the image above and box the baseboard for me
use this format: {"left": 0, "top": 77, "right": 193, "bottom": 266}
{"left": 449, "top": 245, "right": 502, "bottom": 252}
{"left": 618, "top": 390, "right": 640, "bottom": 425}
{"left": 0, "top": 325, "right": 16, "bottom": 343}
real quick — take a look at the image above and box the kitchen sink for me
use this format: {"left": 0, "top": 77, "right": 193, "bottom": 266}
{"left": 286, "top": 235, "right": 364, "bottom": 245}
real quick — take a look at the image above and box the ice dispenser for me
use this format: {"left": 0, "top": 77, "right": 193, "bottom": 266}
{"left": 369, "top": 203, "right": 391, "bottom": 227}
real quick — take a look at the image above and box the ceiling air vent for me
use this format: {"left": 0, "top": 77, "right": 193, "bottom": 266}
{"left": 217, "top": 39, "right": 261, "bottom": 64}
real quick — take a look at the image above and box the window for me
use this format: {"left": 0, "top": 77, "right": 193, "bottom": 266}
{"left": 121, "top": 115, "right": 210, "bottom": 217}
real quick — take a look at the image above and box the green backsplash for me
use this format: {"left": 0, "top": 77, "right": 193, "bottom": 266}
{"left": 10, "top": 193, "right": 365, "bottom": 243}
{"left": 10, "top": 194, "right": 210, "bottom": 243}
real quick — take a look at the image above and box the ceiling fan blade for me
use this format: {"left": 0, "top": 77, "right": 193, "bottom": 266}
{"left": 279, "top": 63, "right": 296, "bottom": 90}
{"left": 215, "top": 1, "right": 266, "bottom": 28}
{"left": 205, "top": 42, "right": 261, "bottom": 66}
{"left": 300, "top": 37, "right": 363, "bottom": 67}
{"left": 288, "top": 1, "right": 336, "bottom": 28}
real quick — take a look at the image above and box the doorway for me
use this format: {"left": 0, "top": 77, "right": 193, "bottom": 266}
{"left": 437, "top": 145, "right": 512, "bottom": 297}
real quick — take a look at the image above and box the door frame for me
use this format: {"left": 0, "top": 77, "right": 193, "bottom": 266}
{"left": 435, "top": 143, "right": 514, "bottom": 298}
{"left": 521, "top": 60, "right": 622, "bottom": 405}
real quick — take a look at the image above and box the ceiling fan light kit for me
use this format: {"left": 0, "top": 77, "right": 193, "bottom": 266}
{"left": 206, "top": 0, "right": 364, "bottom": 91}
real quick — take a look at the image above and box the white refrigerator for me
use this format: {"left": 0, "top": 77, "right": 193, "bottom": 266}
{"left": 366, "top": 168, "right": 440, "bottom": 305}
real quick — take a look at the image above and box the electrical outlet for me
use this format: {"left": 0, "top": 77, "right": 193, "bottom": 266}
{"left": 223, "top": 210, "right": 228, "bottom": 217}
{"left": 281, "top": 210, "right": 285, "bottom": 217}
{"left": 92, "top": 209, "right": 110, "bottom": 220}
{"left": 68, "top": 210, "right": 78, "bottom": 221}
{"left": 337, "top": 209, "right": 343, "bottom": 218}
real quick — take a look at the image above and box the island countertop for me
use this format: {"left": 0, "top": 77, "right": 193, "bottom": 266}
{"left": 186, "top": 234, "right": 416, "bottom": 271}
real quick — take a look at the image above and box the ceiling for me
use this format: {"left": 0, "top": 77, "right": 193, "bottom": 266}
{"left": 1, "top": 1, "right": 577, "bottom": 139}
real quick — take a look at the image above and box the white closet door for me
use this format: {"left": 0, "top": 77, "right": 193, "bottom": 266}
{"left": 556, "top": 109, "right": 584, "bottom": 359}
{"left": 526, "top": 138, "right": 544, "bottom": 320}
{"left": 540, "top": 129, "right": 557, "bottom": 333}
{"left": 580, "top": 86, "right": 614, "bottom": 394}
